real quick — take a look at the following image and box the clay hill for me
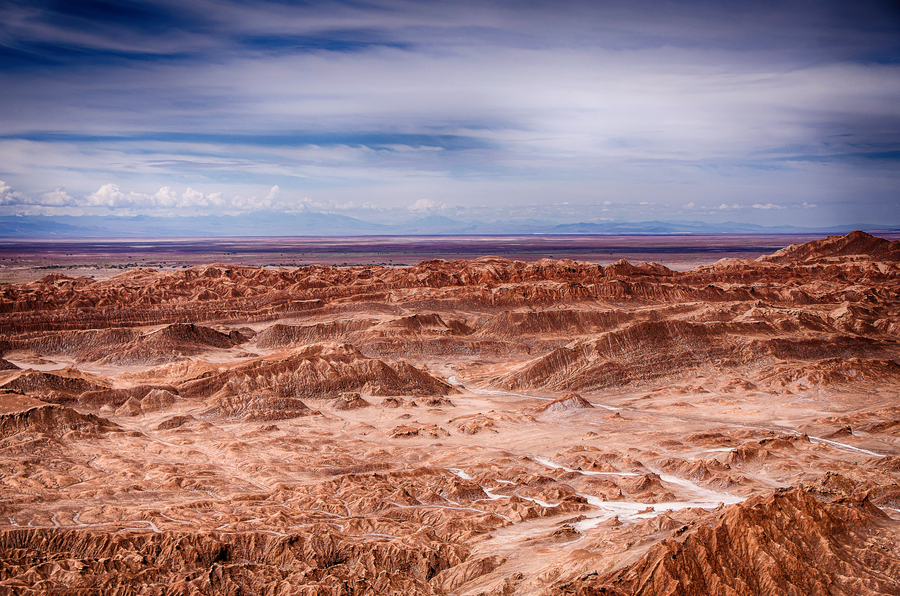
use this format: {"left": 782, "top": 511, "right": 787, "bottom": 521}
{"left": 0, "top": 230, "right": 899, "bottom": 595}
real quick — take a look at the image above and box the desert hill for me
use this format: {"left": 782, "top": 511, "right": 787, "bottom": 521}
{"left": 561, "top": 486, "right": 900, "bottom": 596}
{"left": 177, "top": 342, "right": 453, "bottom": 400}
{"left": 761, "top": 229, "right": 900, "bottom": 264}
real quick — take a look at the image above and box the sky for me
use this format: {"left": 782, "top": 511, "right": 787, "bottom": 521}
{"left": 0, "top": 0, "right": 899, "bottom": 229}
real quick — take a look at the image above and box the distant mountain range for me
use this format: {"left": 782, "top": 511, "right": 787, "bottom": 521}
{"left": 0, "top": 213, "right": 896, "bottom": 238}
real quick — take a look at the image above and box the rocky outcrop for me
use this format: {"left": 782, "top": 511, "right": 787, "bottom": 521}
{"left": 503, "top": 320, "right": 896, "bottom": 391}
{"left": 81, "top": 383, "right": 181, "bottom": 408}
{"left": 201, "top": 390, "right": 319, "bottom": 421}
{"left": 558, "top": 487, "right": 900, "bottom": 596}
{"left": 0, "top": 404, "right": 118, "bottom": 439}
{"left": 4, "top": 324, "right": 246, "bottom": 366}
{"left": 333, "top": 392, "right": 372, "bottom": 410}
{"left": 114, "top": 396, "right": 143, "bottom": 417}
{"left": 374, "top": 313, "right": 473, "bottom": 337}
{"left": 0, "top": 526, "right": 469, "bottom": 596}
{"left": 760, "top": 357, "right": 900, "bottom": 388}
{"left": 478, "top": 309, "right": 633, "bottom": 339}
{"left": 178, "top": 342, "right": 454, "bottom": 400}
{"left": 92, "top": 323, "right": 246, "bottom": 365}
{"left": 761, "top": 230, "right": 900, "bottom": 264}
{"left": 155, "top": 413, "right": 196, "bottom": 430}
{"left": 0, "top": 371, "right": 105, "bottom": 403}
{"left": 140, "top": 388, "right": 178, "bottom": 412}
{"left": 253, "top": 320, "right": 372, "bottom": 348}
{"left": 528, "top": 393, "right": 595, "bottom": 414}
{"left": 390, "top": 423, "right": 450, "bottom": 438}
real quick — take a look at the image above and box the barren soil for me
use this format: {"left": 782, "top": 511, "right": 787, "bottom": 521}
{"left": 1, "top": 230, "right": 900, "bottom": 595}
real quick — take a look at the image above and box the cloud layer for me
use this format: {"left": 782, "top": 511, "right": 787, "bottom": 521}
{"left": 0, "top": 0, "right": 898, "bottom": 227}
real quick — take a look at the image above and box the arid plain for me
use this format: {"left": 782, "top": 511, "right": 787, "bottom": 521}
{"left": 1, "top": 231, "right": 900, "bottom": 595}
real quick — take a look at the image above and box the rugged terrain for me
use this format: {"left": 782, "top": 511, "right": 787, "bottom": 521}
{"left": 1, "top": 230, "right": 899, "bottom": 595}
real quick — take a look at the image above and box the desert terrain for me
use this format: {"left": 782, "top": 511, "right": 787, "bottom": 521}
{"left": 1, "top": 230, "right": 900, "bottom": 595}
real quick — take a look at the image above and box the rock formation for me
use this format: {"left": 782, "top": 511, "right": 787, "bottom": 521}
{"left": 1, "top": 231, "right": 899, "bottom": 595}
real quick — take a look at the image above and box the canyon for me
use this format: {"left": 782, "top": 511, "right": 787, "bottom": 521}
{"left": 1, "top": 230, "right": 899, "bottom": 595}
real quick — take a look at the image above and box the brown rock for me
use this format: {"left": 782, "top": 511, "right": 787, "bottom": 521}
{"left": 115, "top": 397, "right": 143, "bottom": 417}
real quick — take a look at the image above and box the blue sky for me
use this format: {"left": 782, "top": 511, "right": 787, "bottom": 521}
{"left": 0, "top": 0, "right": 899, "bottom": 228}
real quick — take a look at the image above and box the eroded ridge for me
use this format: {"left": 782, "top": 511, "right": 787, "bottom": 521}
{"left": 1, "top": 231, "right": 899, "bottom": 595}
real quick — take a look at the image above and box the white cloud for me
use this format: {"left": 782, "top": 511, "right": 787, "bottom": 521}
{"left": 181, "top": 187, "right": 205, "bottom": 206}
{"left": 84, "top": 184, "right": 231, "bottom": 211}
{"left": 290, "top": 196, "right": 366, "bottom": 213}
{"left": 684, "top": 201, "right": 695, "bottom": 209}
{"left": 38, "top": 189, "right": 75, "bottom": 206}
{"left": 802, "top": 202, "right": 817, "bottom": 209}
{"left": 752, "top": 203, "right": 786, "bottom": 210}
{"left": 182, "top": 187, "right": 225, "bottom": 208}
{"left": 230, "top": 192, "right": 274, "bottom": 211}
{"left": 0, "top": 181, "right": 83, "bottom": 214}
{"left": 86, "top": 183, "right": 141, "bottom": 208}
{"left": 0, "top": 180, "right": 28, "bottom": 205}
{"left": 153, "top": 187, "right": 179, "bottom": 207}
{"left": 219, "top": 187, "right": 282, "bottom": 213}
{"left": 408, "top": 198, "right": 436, "bottom": 212}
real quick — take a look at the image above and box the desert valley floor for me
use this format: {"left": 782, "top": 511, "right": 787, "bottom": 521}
{"left": 1, "top": 231, "right": 900, "bottom": 595}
